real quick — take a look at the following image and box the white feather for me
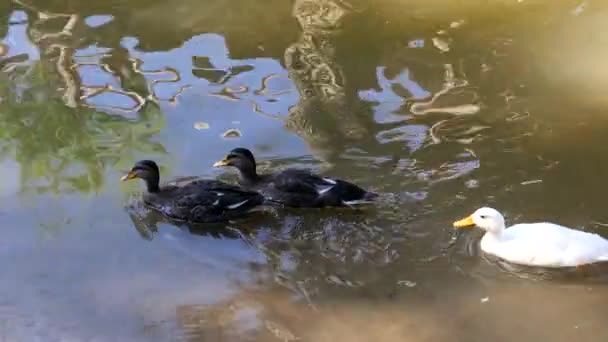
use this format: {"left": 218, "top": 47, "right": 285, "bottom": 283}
{"left": 459, "top": 207, "right": 608, "bottom": 267}
{"left": 212, "top": 200, "right": 220, "bottom": 206}
{"left": 316, "top": 186, "right": 334, "bottom": 195}
{"left": 322, "top": 177, "right": 337, "bottom": 185}
{"left": 342, "top": 199, "right": 375, "bottom": 206}
{"left": 227, "top": 199, "right": 248, "bottom": 209}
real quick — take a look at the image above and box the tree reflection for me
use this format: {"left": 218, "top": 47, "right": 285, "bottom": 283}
{"left": 284, "top": 0, "right": 379, "bottom": 162}
{"left": 0, "top": 4, "right": 166, "bottom": 194}
{"left": 0, "top": 72, "right": 165, "bottom": 193}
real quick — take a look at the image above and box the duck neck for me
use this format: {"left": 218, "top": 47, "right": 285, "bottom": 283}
{"left": 237, "top": 164, "right": 260, "bottom": 184}
{"left": 480, "top": 230, "right": 503, "bottom": 253}
{"left": 144, "top": 176, "right": 160, "bottom": 193}
{"left": 484, "top": 224, "right": 505, "bottom": 241}
{"left": 483, "top": 230, "right": 503, "bottom": 242}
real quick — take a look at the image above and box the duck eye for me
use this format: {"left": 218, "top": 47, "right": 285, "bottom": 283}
{"left": 479, "top": 215, "right": 487, "bottom": 219}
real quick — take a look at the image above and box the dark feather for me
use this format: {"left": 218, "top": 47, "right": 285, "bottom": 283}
{"left": 144, "top": 181, "right": 264, "bottom": 223}
{"left": 126, "top": 160, "right": 264, "bottom": 223}
{"left": 216, "top": 149, "right": 377, "bottom": 208}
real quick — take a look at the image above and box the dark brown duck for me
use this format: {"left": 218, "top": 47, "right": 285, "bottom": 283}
{"left": 214, "top": 148, "right": 377, "bottom": 208}
{"left": 121, "top": 160, "right": 264, "bottom": 223}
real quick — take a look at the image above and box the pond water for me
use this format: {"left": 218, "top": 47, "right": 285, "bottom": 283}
{"left": 1, "top": 0, "right": 608, "bottom": 341}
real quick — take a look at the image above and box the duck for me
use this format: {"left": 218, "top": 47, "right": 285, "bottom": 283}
{"left": 121, "top": 160, "right": 265, "bottom": 223}
{"left": 213, "top": 148, "right": 377, "bottom": 208}
{"left": 453, "top": 207, "right": 608, "bottom": 268}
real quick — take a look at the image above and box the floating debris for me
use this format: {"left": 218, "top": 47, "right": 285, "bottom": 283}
{"left": 193, "top": 122, "right": 210, "bottom": 130}
{"left": 572, "top": 1, "right": 587, "bottom": 16}
{"left": 450, "top": 20, "right": 465, "bottom": 29}
{"left": 397, "top": 280, "right": 417, "bottom": 288}
{"left": 222, "top": 128, "right": 242, "bottom": 138}
{"left": 520, "top": 179, "right": 542, "bottom": 186}
{"left": 432, "top": 37, "right": 450, "bottom": 52}
{"left": 326, "top": 274, "right": 360, "bottom": 287}
{"left": 481, "top": 297, "right": 490, "bottom": 303}
{"left": 225, "top": 85, "right": 248, "bottom": 94}
{"left": 408, "top": 39, "right": 425, "bottom": 48}
{"left": 465, "top": 179, "right": 479, "bottom": 188}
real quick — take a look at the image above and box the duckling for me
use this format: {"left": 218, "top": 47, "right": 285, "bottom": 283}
{"left": 213, "top": 148, "right": 377, "bottom": 208}
{"left": 121, "top": 160, "right": 264, "bottom": 223}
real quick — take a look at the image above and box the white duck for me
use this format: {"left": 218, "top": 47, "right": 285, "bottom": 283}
{"left": 453, "top": 207, "right": 608, "bottom": 268}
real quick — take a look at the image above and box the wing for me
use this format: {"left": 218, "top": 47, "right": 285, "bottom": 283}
{"left": 502, "top": 223, "right": 608, "bottom": 266}
{"left": 147, "top": 182, "right": 263, "bottom": 223}
{"left": 177, "top": 190, "right": 263, "bottom": 223}
{"left": 270, "top": 169, "right": 336, "bottom": 195}
{"left": 260, "top": 169, "right": 374, "bottom": 207}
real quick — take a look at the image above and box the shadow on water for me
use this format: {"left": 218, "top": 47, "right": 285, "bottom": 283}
{"left": 2, "top": 0, "right": 608, "bottom": 341}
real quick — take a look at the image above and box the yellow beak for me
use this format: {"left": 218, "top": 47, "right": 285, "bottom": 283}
{"left": 453, "top": 215, "right": 475, "bottom": 228}
{"left": 213, "top": 159, "right": 230, "bottom": 167}
{"left": 120, "top": 171, "right": 137, "bottom": 181}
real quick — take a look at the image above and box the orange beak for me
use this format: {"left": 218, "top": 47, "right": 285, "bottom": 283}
{"left": 120, "top": 171, "right": 137, "bottom": 181}
{"left": 213, "top": 158, "right": 230, "bottom": 167}
{"left": 453, "top": 215, "right": 475, "bottom": 229}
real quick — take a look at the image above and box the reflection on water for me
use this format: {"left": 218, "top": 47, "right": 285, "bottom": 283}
{"left": 284, "top": 0, "right": 372, "bottom": 161}
{"left": 2, "top": 0, "right": 608, "bottom": 341}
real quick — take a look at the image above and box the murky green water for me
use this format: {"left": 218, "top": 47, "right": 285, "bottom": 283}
{"left": 2, "top": 0, "right": 608, "bottom": 341}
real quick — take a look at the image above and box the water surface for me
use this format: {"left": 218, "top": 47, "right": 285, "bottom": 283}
{"left": 1, "top": 0, "right": 608, "bottom": 341}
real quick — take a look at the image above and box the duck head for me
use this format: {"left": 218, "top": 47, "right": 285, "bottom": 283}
{"left": 453, "top": 207, "right": 506, "bottom": 235}
{"left": 121, "top": 160, "right": 160, "bottom": 192}
{"left": 214, "top": 148, "right": 258, "bottom": 181}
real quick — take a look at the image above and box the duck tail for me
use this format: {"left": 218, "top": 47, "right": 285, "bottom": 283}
{"left": 342, "top": 191, "right": 378, "bottom": 206}
{"left": 363, "top": 191, "right": 379, "bottom": 201}
{"left": 262, "top": 197, "right": 285, "bottom": 207}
